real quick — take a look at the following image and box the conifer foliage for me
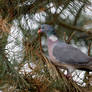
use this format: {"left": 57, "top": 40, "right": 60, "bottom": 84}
{"left": 0, "top": 0, "right": 92, "bottom": 92}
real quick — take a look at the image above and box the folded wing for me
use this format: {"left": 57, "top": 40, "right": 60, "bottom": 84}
{"left": 53, "top": 43, "right": 90, "bottom": 66}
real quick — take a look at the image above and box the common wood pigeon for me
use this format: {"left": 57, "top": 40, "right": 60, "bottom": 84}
{"left": 38, "top": 24, "right": 92, "bottom": 75}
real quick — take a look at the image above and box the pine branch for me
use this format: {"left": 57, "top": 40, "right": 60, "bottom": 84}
{"left": 73, "top": 3, "right": 85, "bottom": 25}
{"left": 57, "top": 19, "right": 92, "bottom": 34}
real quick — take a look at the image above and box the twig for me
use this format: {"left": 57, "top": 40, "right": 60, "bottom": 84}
{"left": 88, "top": 43, "right": 91, "bottom": 56}
{"left": 73, "top": 3, "right": 85, "bottom": 25}
{"left": 64, "top": 31, "right": 76, "bottom": 44}
{"left": 66, "top": 31, "right": 76, "bottom": 44}
{"left": 85, "top": 43, "right": 91, "bottom": 89}
{"left": 57, "top": 20, "right": 92, "bottom": 35}
{"left": 52, "top": 63, "right": 83, "bottom": 92}
{"left": 39, "top": 33, "right": 43, "bottom": 52}
{"left": 54, "top": 64, "right": 62, "bottom": 78}
{"left": 64, "top": 32, "right": 67, "bottom": 42}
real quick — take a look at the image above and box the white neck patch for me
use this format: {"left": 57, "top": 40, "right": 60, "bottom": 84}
{"left": 49, "top": 35, "right": 58, "bottom": 41}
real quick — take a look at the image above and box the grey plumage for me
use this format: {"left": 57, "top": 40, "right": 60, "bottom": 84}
{"left": 52, "top": 41, "right": 92, "bottom": 71}
{"left": 38, "top": 24, "right": 92, "bottom": 74}
{"left": 53, "top": 42, "right": 90, "bottom": 65}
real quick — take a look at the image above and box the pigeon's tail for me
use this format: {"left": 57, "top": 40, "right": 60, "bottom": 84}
{"left": 81, "top": 58, "right": 92, "bottom": 72}
{"left": 88, "top": 57, "right": 92, "bottom": 65}
{"left": 77, "top": 67, "right": 92, "bottom": 72}
{"left": 77, "top": 58, "right": 92, "bottom": 72}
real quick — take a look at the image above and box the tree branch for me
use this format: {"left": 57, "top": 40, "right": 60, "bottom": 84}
{"left": 73, "top": 3, "right": 85, "bottom": 25}
{"left": 57, "top": 20, "right": 92, "bottom": 35}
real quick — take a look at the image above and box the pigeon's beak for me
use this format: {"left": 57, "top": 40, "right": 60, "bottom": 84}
{"left": 38, "top": 29, "right": 42, "bottom": 34}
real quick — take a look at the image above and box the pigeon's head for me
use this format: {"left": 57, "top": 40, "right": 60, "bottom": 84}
{"left": 38, "top": 24, "right": 56, "bottom": 37}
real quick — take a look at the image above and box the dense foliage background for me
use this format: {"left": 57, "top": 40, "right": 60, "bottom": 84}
{"left": 0, "top": 0, "right": 92, "bottom": 92}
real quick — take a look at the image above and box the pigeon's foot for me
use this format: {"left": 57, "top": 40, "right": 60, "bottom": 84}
{"left": 65, "top": 74, "right": 72, "bottom": 79}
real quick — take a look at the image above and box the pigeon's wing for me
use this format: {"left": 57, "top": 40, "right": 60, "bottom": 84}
{"left": 53, "top": 43, "right": 90, "bottom": 65}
